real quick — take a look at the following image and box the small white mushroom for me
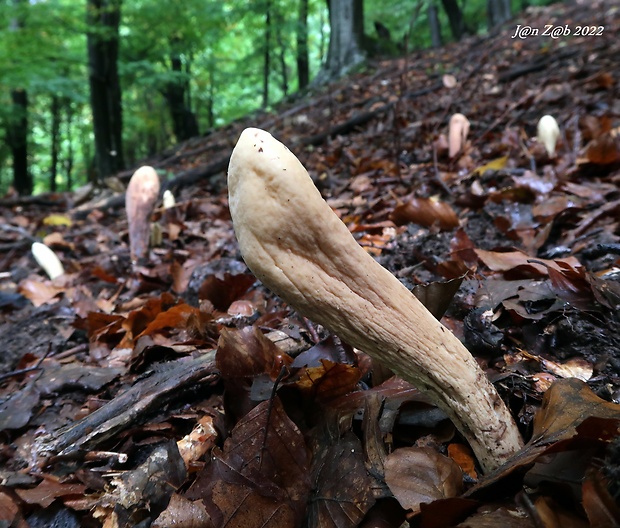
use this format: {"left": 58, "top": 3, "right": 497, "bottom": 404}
{"left": 537, "top": 115, "right": 560, "bottom": 157}
{"left": 228, "top": 128, "right": 524, "bottom": 472}
{"left": 31, "top": 242, "right": 64, "bottom": 280}
{"left": 125, "top": 166, "right": 160, "bottom": 263}
{"left": 162, "top": 189, "right": 176, "bottom": 209}
{"left": 448, "top": 113, "right": 470, "bottom": 158}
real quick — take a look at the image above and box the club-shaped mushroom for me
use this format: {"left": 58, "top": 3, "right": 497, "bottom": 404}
{"left": 537, "top": 115, "right": 560, "bottom": 157}
{"left": 125, "top": 166, "right": 161, "bottom": 263}
{"left": 227, "top": 128, "right": 523, "bottom": 472}
{"left": 31, "top": 242, "right": 65, "bottom": 280}
{"left": 448, "top": 113, "right": 470, "bottom": 158}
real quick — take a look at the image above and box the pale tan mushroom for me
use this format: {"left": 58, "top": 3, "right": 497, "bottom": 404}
{"left": 448, "top": 113, "right": 470, "bottom": 158}
{"left": 125, "top": 166, "right": 160, "bottom": 263}
{"left": 537, "top": 115, "right": 560, "bottom": 157}
{"left": 227, "top": 128, "right": 523, "bottom": 472}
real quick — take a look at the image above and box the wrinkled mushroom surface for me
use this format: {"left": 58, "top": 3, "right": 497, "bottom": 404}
{"left": 228, "top": 128, "right": 523, "bottom": 472}
{"left": 448, "top": 113, "right": 470, "bottom": 158}
{"left": 126, "top": 166, "right": 161, "bottom": 263}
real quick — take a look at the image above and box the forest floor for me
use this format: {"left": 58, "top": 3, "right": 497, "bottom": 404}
{"left": 1, "top": 1, "right": 620, "bottom": 526}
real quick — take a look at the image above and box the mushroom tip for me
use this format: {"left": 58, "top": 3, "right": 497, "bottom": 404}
{"left": 31, "top": 241, "right": 65, "bottom": 280}
{"left": 537, "top": 115, "right": 560, "bottom": 156}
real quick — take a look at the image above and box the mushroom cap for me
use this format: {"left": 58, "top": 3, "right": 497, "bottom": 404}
{"left": 537, "top": 115, "right": 560, "bottom": 157}
{"left": 31, "top": 242, "right": 64, "bottom": 280}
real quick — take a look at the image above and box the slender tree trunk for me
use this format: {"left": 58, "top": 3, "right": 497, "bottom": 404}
{"left": 440, "top": 0, "right": 465, "bottom": 41}
{"left": 275, "top": 14, "right": 288, "bottom": 96}
{"left": 428, "top": 2, "right": 442, "bottom": 48}
{"left": 263, "top": 0, "right": 272, "bottom": 108}
{"left": 164, "top": 46, "right": 199, "bottom": 142}
{"left": 206, "top": 58, "right": 215, "bottom": 128}
{"left": 296, "top": 0, "right": 309, "bottom": 90}
{"left": 50, "top": 95, "right": 61, "bottom": 192}
{"left": 8, "top": 89, "right": 31, "bottom": 195}
{"left": 64, "top": 101, "right": 74, "bottom": 190}
{"left": 86, "top": 0, "right": 124, "bottom": 182}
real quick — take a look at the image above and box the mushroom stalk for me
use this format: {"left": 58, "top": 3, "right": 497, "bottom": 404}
{"left": 227, "top": 128, "right": 523, "bottom": 472}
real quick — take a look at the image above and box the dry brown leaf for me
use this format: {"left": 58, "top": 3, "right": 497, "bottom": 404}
{"left": 475, "top": 249, "right": 581, "bottom": 277}
{"left": 390, "top": 197, "right": 459, "bottom": 230}
{"left": 384, "top": 447, "right": 464, "bottom": 513}
{"left": 15, "top": 479, "right": 86, "bottom": 508}
{"left": 152, "top": 493, "right": 213, "bottom": 528}
{"left": 17, "top": 279, "right": 63, "bottom": 307}
{"left": 585, "top": 133, "right": 620, "bottom": 165}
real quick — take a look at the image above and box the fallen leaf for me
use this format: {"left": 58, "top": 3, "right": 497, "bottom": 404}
{"left": 308, "top": 431, "right": 376, "bottom": 528}
{"left": 390, "top": 197, "right": 459, "bottom": 230}
{"left": 384, "top": 447, "right": 464, "bottom": 513}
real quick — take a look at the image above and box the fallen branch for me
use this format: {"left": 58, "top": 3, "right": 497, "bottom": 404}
{"left": 38, "top": 351, "right": 217, "bottom": 458}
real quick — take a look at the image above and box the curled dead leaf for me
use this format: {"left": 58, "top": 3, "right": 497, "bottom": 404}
{"left": 390, "top": 197, "right": 459, "bottom": 230}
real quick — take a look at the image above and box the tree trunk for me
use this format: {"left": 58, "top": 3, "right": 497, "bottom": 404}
{"left": 64, "top": 101, "right": 74, "bottom": 190}
{"left": 7, "top": 0, "right": 31, "bottom": 195}
{"left": 275, "top": 13, "right": 289, "bottom": 97}
{"left": 164, "top": 47, "right": 199, "bottom": 142}
{"left": 86, "top": 0, "right": 124, "bottom": 182}
{"left": 50, "top": 95, "right": 61, "bottom": 192}
{"left": 428, "top": 2, "right": 443, "bottom": 48}
{"left": 319, "top": 0, "right": 365, "bottom": 81}
{"left": 296, "top": 0, "right": 309, "bottom": 90}
{"left": 487, "top": 0, "right": 511, "bottom": 29}
{"left": 8, "top": 89, "right": 31, "bottom": 195}
{"left": 263, "top": 0, "right": 272, "bottom": 108}
{"left": 440, "top": 0, "right": 465, "bottom": 41}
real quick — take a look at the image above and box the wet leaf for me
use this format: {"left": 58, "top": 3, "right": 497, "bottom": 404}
{"left": 531, "top": 378, "right": 620, "bottom": 444}
{"left": 0, "top": 384, "right": 40, "bottom": 431}
{"left": 296, "top": 359, "right": 362, "bottom": 403}
{"left": 308, "top": 431, "right": 376, "bottom": 528}
{"left": 412, "top": 277, "right": 464, "bottom": 320}
{"left": 16, "top": 479, "right": 86, "bottom": 508}
{"left": 194, "top": 397, "right": 310, "bottom": 527}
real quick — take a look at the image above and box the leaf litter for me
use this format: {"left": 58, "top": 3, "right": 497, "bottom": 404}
{"left": 1, "top": 1, "right": 620, "bottom": 526}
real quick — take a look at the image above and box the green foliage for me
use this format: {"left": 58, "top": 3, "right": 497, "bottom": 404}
{"left": 0, "top": 0, "right": 556, "bottom": 195}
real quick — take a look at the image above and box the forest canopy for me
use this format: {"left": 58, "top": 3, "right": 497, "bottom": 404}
{"left": 0, "top": 0, "right": 555, "bottom": 195}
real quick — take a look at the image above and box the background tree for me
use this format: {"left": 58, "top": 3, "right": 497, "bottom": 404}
{"left": 87, "top": 0, "right": 124, "bottom": 182}
{"left": 487, "top": 0, "right": 512, "bottom": 29}
{"left": 441, "top": 0, "right": 466, "bottom": 40}
{"left": 6, "top": 0, "right": 31, "bottom": 195}
{"left": 0, "top": 0, "right": 559, "bottom": 196}
{"left": 296, "top": 0, "right": 310, "bottom": 90}
{"left": 320, "top": 0, "right": 365, "bottom": 80}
